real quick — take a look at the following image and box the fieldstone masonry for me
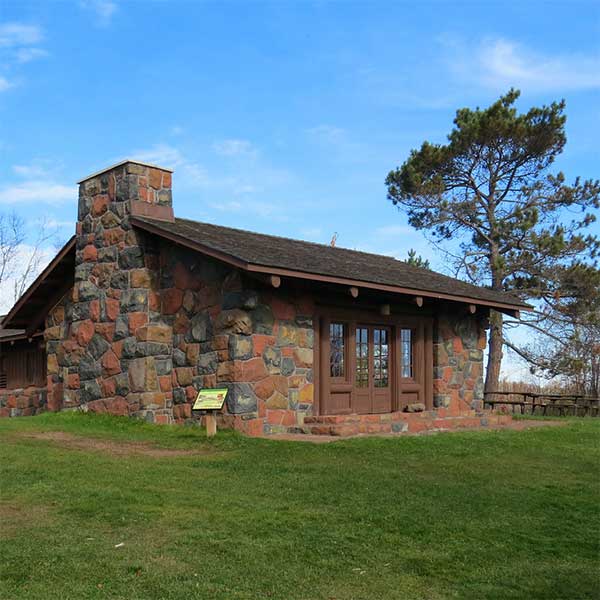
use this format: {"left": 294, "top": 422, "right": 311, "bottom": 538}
{"left": 432, "top": 310, "right": 487, "bottom": 413}
{"left": 0, "top": 386, "right": 47, "bottom": 417}
{"left": 158, "top": 245, "right": 315, "bottom": 435}
{"left": 41, "top": 161, "right": 315, "bottom": 433}
{"left": 45, "top": 162, "right": 175, "bottom": 423}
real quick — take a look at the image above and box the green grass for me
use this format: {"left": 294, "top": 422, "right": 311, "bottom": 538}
{"left": 0, "top": 413, "right": 598, "bottom": 599}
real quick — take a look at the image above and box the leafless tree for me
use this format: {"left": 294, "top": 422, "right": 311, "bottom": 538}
{"left": 0, "top": 212, "right": 58, "bottom": 309}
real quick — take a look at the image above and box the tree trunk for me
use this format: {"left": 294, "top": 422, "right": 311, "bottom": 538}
{"left": 485, "top": 309, "right": 503, "bottom": 394}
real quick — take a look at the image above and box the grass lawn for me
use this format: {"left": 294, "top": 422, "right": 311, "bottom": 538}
{"left": 0, "top": 414, "right": 598, "bottom": 599}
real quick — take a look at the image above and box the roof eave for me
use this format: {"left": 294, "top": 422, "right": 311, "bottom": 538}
{"left": 1, "top": 236, "right": 77, "bottom": 333}
{"left": 131, "top": 217, "right": 529, "bottom": 316}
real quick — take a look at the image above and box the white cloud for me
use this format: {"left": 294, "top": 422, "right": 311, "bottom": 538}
{"left": 129, "top": 142, "right": 293, "bottom": 196}
{"left": 80, "top": 1, "right": 118, "bottom": 25}
{"left": 14, "top": 47, "right": 48, "bottom": 64}
{"left": 0, "top": 23, "right": 43, "bottom": 48}
{"left": 12, "top": 160, "right": 54, "bottom": 178}
{"left": 0, "top": 22, "right": 47, "bottom": 92}
{"left": 0, "top": 181, "right": 75, "bottom": 205}
{"left": 305, "top": 125, "right": 368, "bottom": 163}
{"left": 0, "top": 77, "right": 13, "bottom": 92}
{"left": 446, "top": 36, "right": 600, "bottom": 92}
{"left": 213, "top": 139, "right": 257, "bottom": 157}
{"left": 129, "top": 144, "right": 215, "bottom": 187}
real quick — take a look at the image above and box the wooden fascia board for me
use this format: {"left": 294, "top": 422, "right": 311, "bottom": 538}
{"left": 1, "top": 236, "right": 76, "bottom": 330}
{"left": 245, "top": 264, "right": 530, "bottom": 314}
{"left": 131, "top": 218, "right": 529, "bottom": 315}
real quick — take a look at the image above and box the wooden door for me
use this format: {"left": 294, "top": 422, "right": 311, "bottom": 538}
{"left": 371, "top": 326, "right": 392, "bottom": 413}
{"left": 353, "top": 324, "right": 391, "bottom": 414}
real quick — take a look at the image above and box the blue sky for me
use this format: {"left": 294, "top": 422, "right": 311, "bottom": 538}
{"left": 1, "top": 0, "right": 599, "bottom": 377}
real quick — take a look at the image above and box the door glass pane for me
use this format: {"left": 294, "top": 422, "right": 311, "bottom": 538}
{"left": 355, "top": 327, "right": 369, "bottom": 387}
{"left": 330, "top": 323, "right": 345, "bottom": 377}
{"left": 374, "top": 328, "right": 389, "bottom": 388}
{"left": 401, "top": 329, "right": 412, "bottom": 378}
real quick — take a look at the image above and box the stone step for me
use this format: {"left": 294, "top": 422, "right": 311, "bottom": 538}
{"left": 302, "top": 412, "right": 513, "bottom": 437}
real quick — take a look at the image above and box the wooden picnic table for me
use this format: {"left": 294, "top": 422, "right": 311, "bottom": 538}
{"left": 484, "top": 391, "right": 600, "bottom": 417}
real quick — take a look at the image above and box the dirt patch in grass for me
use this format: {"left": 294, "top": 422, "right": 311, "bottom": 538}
{"left": 16, "top": 431, "right": 208, "bottom": 458}
{"left": 0, "top": 502, "right": 55, "bottom": 538}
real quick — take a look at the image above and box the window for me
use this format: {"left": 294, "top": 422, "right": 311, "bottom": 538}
{"left": 329, "top": 322, "right": 345, "bottom": 377}
{"left": 373, "top": 328, "right": 389, "bottom": 387}
{"left": 400, "top": 328, "right": 412, "bottom": 378}
{"left": 355, "top": 327, "right": 369, "bottom": 387}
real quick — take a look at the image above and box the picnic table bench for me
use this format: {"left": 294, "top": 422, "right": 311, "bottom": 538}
{"left": 484, "top": 391, "right": 600, "bottom": 417}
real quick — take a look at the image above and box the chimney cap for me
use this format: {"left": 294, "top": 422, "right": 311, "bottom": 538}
{"left": 77, "top": 159, "right": 174, "bottom": 184}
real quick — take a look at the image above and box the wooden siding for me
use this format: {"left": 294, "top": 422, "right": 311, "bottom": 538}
{"left": 0, "top": 341, "right": 46, "bottom": 390}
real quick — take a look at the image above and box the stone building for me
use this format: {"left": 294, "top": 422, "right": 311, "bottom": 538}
{"left": 0, "top": 160, "right": 527, "bottom": 435}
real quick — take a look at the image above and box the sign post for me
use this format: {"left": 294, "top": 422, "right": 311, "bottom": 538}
{"left": 192, "top": 388, "right": 228, "bottom": 438}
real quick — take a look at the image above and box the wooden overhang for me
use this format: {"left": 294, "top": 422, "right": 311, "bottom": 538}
{"left": 131, "top": 216, "right": 530, "bottom": 317}
{"left": 1, "top": 236, "right": 76, "bottom": 336}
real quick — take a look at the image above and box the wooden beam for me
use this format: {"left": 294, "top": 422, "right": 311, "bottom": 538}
{"left": 349, "top": 286, "right": 359, "bottom": 298}
{"left": 415, "top": 296, "right": 423, "bottom": 308}
{"left": 270, "top": 275, "right": 281, "bottom": 288}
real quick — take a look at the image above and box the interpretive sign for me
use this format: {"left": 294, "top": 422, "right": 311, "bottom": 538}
{"left": 192, "top": 388, "right": 228, "bottom": 411}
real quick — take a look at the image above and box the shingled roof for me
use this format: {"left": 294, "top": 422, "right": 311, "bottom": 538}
{"left": 132, "top": 216, "right": 529, "bottom": 312}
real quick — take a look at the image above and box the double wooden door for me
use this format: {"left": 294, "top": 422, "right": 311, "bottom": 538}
{"left": 353, "top": 325, "right": 392, "bottom": 414}
{"left": 320, "top": 319, "right": 393, "bottom": 415}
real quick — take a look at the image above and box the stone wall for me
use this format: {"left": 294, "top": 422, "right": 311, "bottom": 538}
{"left": 0, "top": 386, "right": 47, "bottom": 417}
{"left": 433, "top": 310, "right": 487, "bottom": 414}
{"left": 159, "top": 245, "right": 315, "bottom": 435}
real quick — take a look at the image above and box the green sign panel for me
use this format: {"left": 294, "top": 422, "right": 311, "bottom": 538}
{"left": 192, "top": 388, "right": 228, "bottom": 411}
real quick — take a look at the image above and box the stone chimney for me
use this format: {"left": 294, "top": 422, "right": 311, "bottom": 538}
{"left": 77, "top": 159, "right": 174, "bottom": 227}
{"left": 61, "top": 160, "right": 175, "bottom": 422}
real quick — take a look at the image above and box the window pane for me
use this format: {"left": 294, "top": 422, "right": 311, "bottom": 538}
{"left": 374, "top": 328, "right": 389, "bottom": 388}
{"left": 401, "top": 329, "right": 412, "bottom": 378}
{"left": 330, "top": 323, "right": 345, "bottom": 378}
{"left": 355, "top": 327, "right": 369, "bottom": 387}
